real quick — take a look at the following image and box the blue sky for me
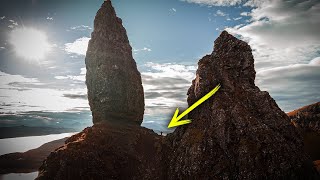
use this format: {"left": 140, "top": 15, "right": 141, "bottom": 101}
{"left": 0, "top": 0, "right": 319, "bottom": 133}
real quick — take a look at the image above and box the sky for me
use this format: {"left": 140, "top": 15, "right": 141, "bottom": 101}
{"left": 0, "top": 0, "right": 319, "bottom": 133}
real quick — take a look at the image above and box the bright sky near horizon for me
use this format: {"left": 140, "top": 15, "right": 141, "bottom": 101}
{"left": 0, "top": 0, "right": 319, "bottom": 132}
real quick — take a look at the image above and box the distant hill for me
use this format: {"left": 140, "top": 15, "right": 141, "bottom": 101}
{"left": 0, "top": 126, "right": 76, "bottom": 139}
{"left": 0, "top": 137, "right": 68, "bottom": 174}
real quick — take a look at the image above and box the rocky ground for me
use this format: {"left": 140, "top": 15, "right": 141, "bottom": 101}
{"left": 36, "top": 123, "right": 166, "bottom": 180}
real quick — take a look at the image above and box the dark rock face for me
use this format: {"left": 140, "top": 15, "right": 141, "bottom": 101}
{"left": 85, "top": 0, "right": 144, "bottom": 125}
{"left": 36, "top": 123, "right": 165, "bottom": 180}
{"left": 288, "top": 102, "right": 320, "bottom": 133}
{"left": 166, "top": 31, "right": 318, "bottom": 179}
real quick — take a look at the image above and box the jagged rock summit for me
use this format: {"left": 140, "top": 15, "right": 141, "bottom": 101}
{"left": 85, "top": 0, "right": 144, "bottom": 125}
{"left": 166, "top": 31, "right": 318, "bottom": 179}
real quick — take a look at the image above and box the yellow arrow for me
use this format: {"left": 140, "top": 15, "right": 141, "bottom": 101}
{"left": 167, "top": 84, "right": 221, "bottom": 128}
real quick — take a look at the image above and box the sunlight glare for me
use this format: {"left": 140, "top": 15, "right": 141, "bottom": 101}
{"left": 9, "top": 27, "right": 51, "bottom": 61}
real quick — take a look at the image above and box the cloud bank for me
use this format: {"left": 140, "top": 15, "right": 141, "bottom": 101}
{"left": 220, "top": 0, "right": 320, "bottom": 111}
{"left": 64, "top": 37, "right": 90, "bottom": 56}
{"left": 256, "top": 57, "right": 320, "bottom": 112}
{"left": 181, "top": 0, "right": 243, "bottom": 6}
{"left": 227, "top": 0, "right": 320, "bottom": 69}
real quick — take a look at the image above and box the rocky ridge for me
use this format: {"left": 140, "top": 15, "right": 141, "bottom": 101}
{"left": 288, "top": 102, "right": 320, "bottom": 133}
{"left": 36, "top": 123, "right": 165, "bottom": 180}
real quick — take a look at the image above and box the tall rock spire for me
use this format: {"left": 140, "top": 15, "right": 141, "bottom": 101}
{"left": 85, "top": 0, "right": 144, "bottom": 125}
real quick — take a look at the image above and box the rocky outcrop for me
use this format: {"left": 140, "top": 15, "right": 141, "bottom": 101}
{"left": 36, "top": 123, "right": 165, "bottom": 180}
{"left": 288, "top": 102, "right": 320, "bottom": 133}
{"left": 166, "top": 31, "right": 318, "bottom": 179}
{"left": 35, "top": 1, "right": 319, "bottom": 178}
{"left": 85, "top": 0, "right": 144, "bottom": 125}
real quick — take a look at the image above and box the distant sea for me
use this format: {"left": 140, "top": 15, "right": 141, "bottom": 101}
{"left": 0, "top": 133, "right": 76, "bottom": 156}
{"left": 0, "top": 109, "right": 174, "bottom": 179}
{"left": 0, "top": 133, "right": 76, "bottom": 180}
{"left": 0, "top": 172, "right": 38, "bottom": 180}
{"left": 0, "top": 110, "right": 173, "bottom": 135}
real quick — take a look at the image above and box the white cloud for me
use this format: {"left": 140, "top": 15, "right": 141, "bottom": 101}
{"left": 181, "top": 0, "right": 243, "bottom": 6}
{"left": 227, "top": 0, "right": 320, "bottom": 70}
{"left": 80, "top": 67, "right": 86, "bottom": 75}
{"left": 0, "top": 71, "right": 89, "bottom": 113}
{"left": 240, "top": 12, "right": 250, "bottom": 16}
{"left": 143, "top": 62, "right": 196, "bottom": 82}
{"left": 9, "top": 19, "right": 18, "bottom": 26}
{"left": 7, "top": 19, "right": 18, "bottom": 28}
{"left": 133, "top": 47, "right": 152, "bottom": 54}
{"left": 54, "top": 75, "right": 85, "bottom": 82}
{"left": 170, "top": 8, "right": 177, "bottom": 12}
{"left": 69, "top": 25, "right": 92, "bottom": 31}
{"left": 215, "top": 10, "right": 227, "bottom": 16}
{"left": 64, "top": 37, "right": 90, "bottom": 56}
{"left": 181, "top": 0, "right": 266, "bottom": 7}
{"left": 309, "top": 57, "right": 320, "bottom": 65}
{"left": 141, "top": 62, "right": 197, "bottom": 116}
{"left": 256, "top": 58, "right": 320, "bottom": 112}
{"left": 0, "top": 16, "right": 5, "bottom": 20}
{"left": 54, "top": 68, "right": 86, "bottom": 82}
{"left": 0, "top": 71, "right": 39, "bottom": 88}
{"left": 221, "top": 0, "right": 320, "bottom": 112}
{"left": 243, "top": 0, "right": 266, "bottom": 7}
{"left": 46, "top": 17, "right": 53, "bottom": 20}
{"left": 233, "top": 17, "right": 242, "bottom": 20}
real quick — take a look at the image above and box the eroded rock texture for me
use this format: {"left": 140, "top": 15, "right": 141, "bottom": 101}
{"left": 166, "top": 31, "right": 318, "bottom": 179}
{"left": 85, "top": 0, "right": 144, "bottom": 125}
